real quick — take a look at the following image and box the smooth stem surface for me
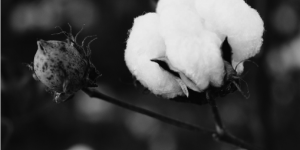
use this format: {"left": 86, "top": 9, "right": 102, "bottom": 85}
{"left": 207, "top": 92, "right": 224, "bottom": 134}
{"left": 82, "top": 87, "right": 213, "bottom": 134}
{"left": 82, "top": 87, "right": 258, "bottom": 150}
{"left": 207, "top": 92, "right": 257, "bottom": 150}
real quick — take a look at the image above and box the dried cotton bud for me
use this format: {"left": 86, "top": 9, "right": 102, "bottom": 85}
{"left": 28, "top": 25, "right": 100, "bottom": 103}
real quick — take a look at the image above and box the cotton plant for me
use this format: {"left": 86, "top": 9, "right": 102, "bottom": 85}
{"left": 125, "top": 0, "right": 264, "bottom": 100}
{"left": 26, "top": 0, "right": 264, "bottom": 149}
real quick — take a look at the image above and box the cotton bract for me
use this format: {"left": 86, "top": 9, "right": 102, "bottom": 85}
{"left": 125, "top": 0, "right": 264, "bottom": 98}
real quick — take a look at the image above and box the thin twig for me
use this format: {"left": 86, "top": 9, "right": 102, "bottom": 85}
{"left": 207, "top": 92, "right": 257, "bottom": 150}
{"left": 207, "top": 92, "right": 224, "bottom": 134}
{"left": 82, "top": 87, "right": 213, "bottom": 134}
{"left": 82, "top": 87, "right": 258, "bottom": 150}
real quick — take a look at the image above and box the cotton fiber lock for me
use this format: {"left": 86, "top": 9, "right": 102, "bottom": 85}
{"left": 125, "top": 0, "right": 264, "bottom": 98}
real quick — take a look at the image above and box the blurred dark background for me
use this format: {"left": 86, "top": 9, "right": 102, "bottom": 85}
{"left": 1, "top": 0, "right": 300, "bottom": 150}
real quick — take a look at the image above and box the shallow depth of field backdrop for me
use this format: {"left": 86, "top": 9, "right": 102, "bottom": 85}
{"left": 1, "top": 0, "right": 300, "bottom": 150}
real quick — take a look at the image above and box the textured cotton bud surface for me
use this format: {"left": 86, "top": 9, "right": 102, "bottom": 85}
{"left": 29, "top": 26, "right": 100, "bottom": 103}
{"left": 125, "top": 0, "right": 264, "bottom": 99}
{"left": 34, "top": 40, "right": 86, "bottom": 92}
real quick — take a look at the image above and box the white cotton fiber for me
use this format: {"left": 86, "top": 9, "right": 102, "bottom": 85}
{"left": 125, "top": 13, "right": 183, "bottom": 98}
{"left": 125, "top": 0, "right": 264, "bottom": 98}
{"left": 195, "top": 0, "right": 264, "bottom": 63}
{"left": 156, "top": 0, "right": 196, "bottom": 14}
{"left": 159, "top": 6, "right": 225, "bottom": 90}
{"left": 232, "top": 60, "right": 244, "bottom": 74}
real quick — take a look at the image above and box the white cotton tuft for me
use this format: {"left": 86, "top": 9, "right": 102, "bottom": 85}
{"left": 156, "top": 0, "right": 196, "bottom": 14}
{"left": 195, "top": 0, "right": 264, "bottom": 70}
{"left": 159, "top": 6, "right": 225, "bottom": 90}
{"left": 125, "top": 13, "right": 183, "bottom": 98}
{"left": 232, "top": 60, "right": 244, "bottom": 74}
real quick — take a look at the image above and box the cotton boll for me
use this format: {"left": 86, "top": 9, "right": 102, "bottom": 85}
{"left": 229, "top": 35, "right": 263, "bottom": 62}
{"left": 159, "top": 6, "right": 205, "bottom": 38}
{"left": 125, "top": 13, "right": 183, "bottom": 98}
{"left": 195, "top": 0, "right": 264, "bottom": 63}
{"left": 159, "top": 6, "right": 225, "bottom": 90}
{"left": 156, "top": 0, "right": 196, "bottom": 14}
{"left": 193, "top": 0, "right": 218, "bottom": 32}
{"left": 164, "top": 37, "right": 225, "bottom": 90}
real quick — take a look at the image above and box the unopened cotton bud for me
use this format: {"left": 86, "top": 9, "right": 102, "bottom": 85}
{"left": 34, "top": 40, "right": 87, "bottom": 94}
{"left": 30, "top": 25, "right": 100, "bottom": 103}
{"left": 125, "top": 13, "right": 183, "bottom": 98}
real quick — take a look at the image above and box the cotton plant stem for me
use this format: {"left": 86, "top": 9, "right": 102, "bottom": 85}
{"left": 82, "top": 87, "right": 213, "bottom": 134}
{"left": 207, "top": 92, "right": 224, "bottom": 134}
{"left": 207, "top": 92, "right": 257, "bottom": 150}
{"left": 82, "top": 87, "right": 257, "bottom": 150}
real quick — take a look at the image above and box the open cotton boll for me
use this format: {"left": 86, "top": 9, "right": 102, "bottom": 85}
{"left": 159, "top": 6, "right": 224, "bottom": 91}
{"left": 156, "top": 0, "right": 196, "bottom": 14}
{"left": 195, "top": 0, "right": 264, "bottom": 66}
{"left": 125, "top": 13, "right": 183, "bottom": 98}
